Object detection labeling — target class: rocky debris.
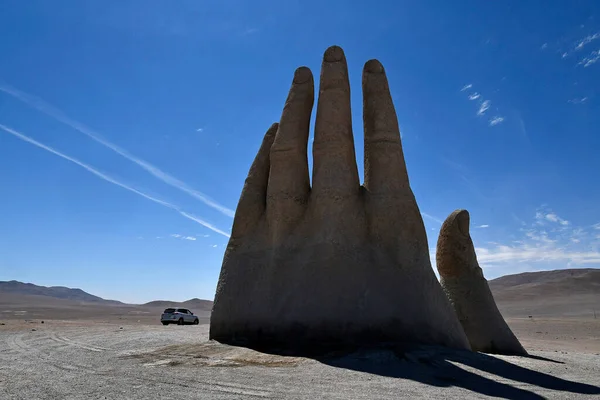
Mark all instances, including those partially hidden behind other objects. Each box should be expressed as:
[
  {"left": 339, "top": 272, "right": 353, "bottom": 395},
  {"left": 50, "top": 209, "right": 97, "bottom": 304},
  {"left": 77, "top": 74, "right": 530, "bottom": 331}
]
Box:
[{"left": 436, "top": 209, "right": 527, "bottom": 355}]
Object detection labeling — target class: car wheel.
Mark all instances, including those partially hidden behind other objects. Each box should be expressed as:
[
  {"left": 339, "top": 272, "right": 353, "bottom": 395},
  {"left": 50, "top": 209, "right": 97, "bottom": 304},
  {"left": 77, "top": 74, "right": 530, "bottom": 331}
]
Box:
[
  {"left": 177, "top": 318, "right": 184, "bottom": 325},
  {"left": 162, "top": 322, "right": 168, "bottom": 326},
  {"left": 193, "top": 319, "right": 199, "bottom": 325}
]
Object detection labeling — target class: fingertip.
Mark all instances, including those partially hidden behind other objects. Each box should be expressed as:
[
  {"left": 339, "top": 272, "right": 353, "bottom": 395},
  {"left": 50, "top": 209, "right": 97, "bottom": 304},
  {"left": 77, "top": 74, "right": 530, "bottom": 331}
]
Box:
[
  {"left": 364, "top": 59, "right": 384, "bottom": 74},
  {"left": 293, "top": 67, "right": 313, "bottom": 84},
  {"left": 453, "top": 209, "right": 470, "bottom": 236},
  {"left": 324, "top": 45, "right": 345, "bottom": 63}
]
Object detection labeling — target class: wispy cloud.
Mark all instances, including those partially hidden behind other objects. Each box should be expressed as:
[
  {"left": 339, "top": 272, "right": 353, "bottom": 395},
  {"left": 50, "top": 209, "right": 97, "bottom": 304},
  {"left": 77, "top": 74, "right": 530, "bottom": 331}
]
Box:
[
  {"left": 489, "top": 116, "right": 504, "bottom": 126},
  {"left": 171, "top": 234, "right": 197, "bottom": 241},
  {"left": 0, "top": 123, "right": 231, "bottom": 238},
  {"left": 579, "top": 50, "right": 600, "bottom": 67},
  {"left": 196, "top": 128, "right": 204, "bottom": 132},
  {"left": 477, "top": 224, "right": 490, "bottom": 229},
  {"left": 477, "top": 100, "right": 491, "bottom": 116},
  {"left": 540, "top": 43, "right": 548, "bottom": 50},
  {"left": 473, "top": 206, "right": 599, "bottom": 268},
  {"left": 0, "top": 83, "right": 235, "bottom": 218},
  {"left": 544, "top": 212, "right": 570, "bottom": 225},
  {"left": 568, "top": 97, "right": 588, "bottom": 104},
  {"left": 575, "top": 32, "right": 600, "bottom": 51},
  {"left": 460, "top": 85, "right": 503, "bottom": 124}
]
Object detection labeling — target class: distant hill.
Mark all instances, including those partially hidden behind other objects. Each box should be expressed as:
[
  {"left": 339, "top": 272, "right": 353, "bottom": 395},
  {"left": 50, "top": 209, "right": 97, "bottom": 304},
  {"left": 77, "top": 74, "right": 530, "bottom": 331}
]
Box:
[
  {"left": 489, "top": 268, "right": 600, "bottom": 298},
  {"left": 142, "top": 298, "right": 213, "bottom": 311},
  {"left": 0, "top": 280, "right": 214, "bottom": 310},
  {"left": 489, "top": 268, "right": 600, "bottom": 318},
  {"left": 0, "top": 280, "right": 123, "bottom": 305}
]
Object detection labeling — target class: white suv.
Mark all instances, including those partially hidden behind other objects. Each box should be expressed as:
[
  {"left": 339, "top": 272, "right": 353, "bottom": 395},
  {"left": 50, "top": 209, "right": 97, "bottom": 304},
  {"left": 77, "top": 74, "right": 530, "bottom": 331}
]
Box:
[{"left": 160, "top": 308, "right": 199, "bottom": 326}]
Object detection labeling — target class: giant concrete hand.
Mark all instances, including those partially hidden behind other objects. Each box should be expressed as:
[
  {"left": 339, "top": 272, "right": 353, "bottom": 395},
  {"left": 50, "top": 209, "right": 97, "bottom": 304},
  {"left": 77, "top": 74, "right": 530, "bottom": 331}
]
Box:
[{"left": 210, "top": 46, "right": 470, "bottom": 351}]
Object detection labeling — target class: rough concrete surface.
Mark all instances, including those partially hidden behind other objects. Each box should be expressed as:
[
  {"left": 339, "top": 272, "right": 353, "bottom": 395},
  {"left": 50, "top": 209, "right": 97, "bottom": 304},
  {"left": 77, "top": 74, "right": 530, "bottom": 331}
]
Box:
[
  {"left": 210, "top": 45, "right": 469, "bottom": 351},
  {"left": 437, "top": 209, "right": 527, "bottom": 355},
  {"left": 1, "top": 320, "right": 599, "bottom": 399}
]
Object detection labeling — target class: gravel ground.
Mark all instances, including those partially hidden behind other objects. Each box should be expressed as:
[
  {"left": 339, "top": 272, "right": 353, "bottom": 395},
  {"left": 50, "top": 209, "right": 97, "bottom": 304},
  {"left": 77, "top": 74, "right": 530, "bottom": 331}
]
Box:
[{"left": 1, "top": 321, "right": 599, "bottom": 399}]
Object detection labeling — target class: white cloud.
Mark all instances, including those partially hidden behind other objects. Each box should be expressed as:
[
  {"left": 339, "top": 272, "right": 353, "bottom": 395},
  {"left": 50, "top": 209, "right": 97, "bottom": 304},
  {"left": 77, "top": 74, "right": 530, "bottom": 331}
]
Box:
[
  {"left": 196, "top": 128, "right": 204, "bottom": 132},
  {"left": 475, "top": 246, "right": 600, "bottom": 265},
  {"left": 489, "top": 116, "right": 504, "bottom": 126},
  {"left": 467, "top": 206, "right": 600, "bottom": 271},
  {"left": 0, "top": 83, "right": 235, "bottom": 218},
  {"left": 593, "top": 223, "right": 600, "bottom": 230},
  {"left": 170, "top": 234, "right": 198, "bottom": 241},
  {"left": 541, "top": 43, "right": 548, "bottom": 50},
  {"left": 461, "top": 84, "right": 473, "bottom": 91},
  {"left": 575, "top": 32, "right": 600, "bottom": 51},
  {"left": 0, "top": 124, "right": 231, "bottom": 238},
  {"left": 568, "top": 97, "right": 588, "bottom": 104},
  {"left": 579, "top": 50, "right": 600, "bottom": 67},
  {"left": 468, "top": 93, "right": 481, "bottom": 100},
  {"left": 211, "top": 244, "right": 218, "bottom": 248},
  {"left": 545, "top": 212, "right": 569, "bottom": 225},
  {"left": 477, "top": 100, "right": 491, "bottom": 116},
  {"left": 477, "top": 224, "right": 490, "bottom": 228}
]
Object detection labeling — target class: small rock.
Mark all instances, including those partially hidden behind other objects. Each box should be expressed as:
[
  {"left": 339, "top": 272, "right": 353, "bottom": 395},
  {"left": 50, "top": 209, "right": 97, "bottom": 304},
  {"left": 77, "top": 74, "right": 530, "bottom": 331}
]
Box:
[
  {"left": 0, "top": 323, "right": 5, "bottom": 326},
  {"left": 41, "top": 321, "right": 44, "bottom": 324},
  {"left": 31, "top": 329, "right": 36, "bottom": 331},
  {"left": 119, "top": 327, "right": 123, "bottom": 330}
]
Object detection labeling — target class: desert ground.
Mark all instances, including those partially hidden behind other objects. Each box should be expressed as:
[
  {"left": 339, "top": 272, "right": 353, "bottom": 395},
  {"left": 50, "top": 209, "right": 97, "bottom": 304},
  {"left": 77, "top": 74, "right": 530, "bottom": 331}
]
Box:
[
  {"left": 1, "top": 269, "right": 599, "bottom": 399},
  {"left": 0, "top": 312, "right": 599, "bottom": 399}
]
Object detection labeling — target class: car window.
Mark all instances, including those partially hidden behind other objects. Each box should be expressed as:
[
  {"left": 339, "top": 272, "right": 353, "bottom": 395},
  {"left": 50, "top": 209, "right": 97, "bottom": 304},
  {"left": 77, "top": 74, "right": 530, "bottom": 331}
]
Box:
[
  {"left": 163, "top": 308, "right": 175, "bottom": 314},
  {"left": 177, "top": 309, "right": 187, "bottom": 314}
]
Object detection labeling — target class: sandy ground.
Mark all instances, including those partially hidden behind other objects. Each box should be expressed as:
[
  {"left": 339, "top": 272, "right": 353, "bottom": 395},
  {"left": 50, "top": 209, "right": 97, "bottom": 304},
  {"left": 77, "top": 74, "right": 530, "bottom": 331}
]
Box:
[{"left": 0, "top": 317, "right": 599, "bottom": 400}]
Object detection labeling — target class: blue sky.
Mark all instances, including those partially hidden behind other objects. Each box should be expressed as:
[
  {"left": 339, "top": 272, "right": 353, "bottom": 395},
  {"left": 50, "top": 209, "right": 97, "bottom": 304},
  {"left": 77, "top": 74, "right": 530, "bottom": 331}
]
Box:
[{"left": 1, "top": 1, "right": 599, "bottom": 303}]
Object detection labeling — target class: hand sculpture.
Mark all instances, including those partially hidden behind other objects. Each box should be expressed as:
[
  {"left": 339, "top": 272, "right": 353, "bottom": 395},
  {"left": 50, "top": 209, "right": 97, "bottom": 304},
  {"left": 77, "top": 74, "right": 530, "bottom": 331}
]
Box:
[
  {"left": 436, "top": 210, "right": 527, "bottom": 355},
  {"left": 210, "top": 46, "right": 470, "bottom": 352}
]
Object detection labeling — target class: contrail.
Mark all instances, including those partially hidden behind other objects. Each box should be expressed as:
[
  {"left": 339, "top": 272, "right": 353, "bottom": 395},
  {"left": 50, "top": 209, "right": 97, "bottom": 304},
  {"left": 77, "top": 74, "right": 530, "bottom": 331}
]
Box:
[
  {"left": 0, "top": 123, "right": 231, "bottom": 238},
  {"left": 421, "top": 212, "right": 443, "bottom": 224},
  {"left": 0, "top": 83, "right": 235, "bottom": 218}
]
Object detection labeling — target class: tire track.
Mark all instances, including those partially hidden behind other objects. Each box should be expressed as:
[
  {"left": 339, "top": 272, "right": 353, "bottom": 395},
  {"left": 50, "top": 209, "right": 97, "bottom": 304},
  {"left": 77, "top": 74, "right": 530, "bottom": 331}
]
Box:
[
  {"left": 5, "top": 332, "right": 97, "bottom": 373},
  {"left": 49, "top": 332, "right": 109, "bottom": 352},
  {"left": 123, "top": 373, "right": 274, "bottom": 398}
]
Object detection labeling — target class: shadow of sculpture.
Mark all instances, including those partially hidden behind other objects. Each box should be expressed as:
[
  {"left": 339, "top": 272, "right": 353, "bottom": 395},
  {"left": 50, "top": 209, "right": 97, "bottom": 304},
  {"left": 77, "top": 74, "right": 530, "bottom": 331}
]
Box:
[
  {"left": 221, "top": 341, "right": 599, "bottom": 399},
  {"left": 318, "top": 345, "right": 600, "bottom": 399}
]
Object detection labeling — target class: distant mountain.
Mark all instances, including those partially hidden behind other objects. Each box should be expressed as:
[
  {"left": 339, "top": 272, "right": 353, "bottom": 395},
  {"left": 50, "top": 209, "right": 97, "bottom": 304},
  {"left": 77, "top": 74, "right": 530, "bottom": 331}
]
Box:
[
  {"left": 142, "top": 298, "right": 213, "bottom": 311},
  {"left": 0, "top": 280, "right": 123, "bottom": 305},
  {"left": 489, "top": 268, "right": 600, "bottom": 297},
  {"left": 489, "top": 268, "right": 600, "bottom": 317}
]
